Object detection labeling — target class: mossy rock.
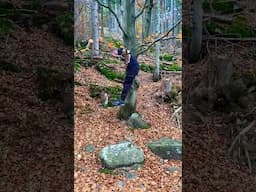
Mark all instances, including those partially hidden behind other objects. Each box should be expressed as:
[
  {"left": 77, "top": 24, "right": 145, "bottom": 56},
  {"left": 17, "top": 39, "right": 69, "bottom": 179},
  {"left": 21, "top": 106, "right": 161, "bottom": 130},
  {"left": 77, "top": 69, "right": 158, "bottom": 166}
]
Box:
[
  {"left": 127, "top": 113, "right": 150, "bottom": 129},
  {"left": 147, "top": 138, "right": 182, "bottom": 160},
  {"left": 99, "top": 141, "right": 144, "bottom": 169}
]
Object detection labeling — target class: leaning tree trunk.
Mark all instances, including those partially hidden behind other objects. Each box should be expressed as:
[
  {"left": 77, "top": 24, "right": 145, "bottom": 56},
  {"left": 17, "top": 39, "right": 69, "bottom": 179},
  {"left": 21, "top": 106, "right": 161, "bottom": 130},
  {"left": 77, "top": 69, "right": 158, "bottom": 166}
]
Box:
[
  {"left": 153, "top": 0, "right": 161, "bottom": 82},
  {"left": 188, "top": 0, "right": 203, "bottom": 63},
  {"left": 123, "top": 0, "right": 136, "bottom": 56},
  {"left": 91, "top": 0, "right": 99, "bottom": 57}
]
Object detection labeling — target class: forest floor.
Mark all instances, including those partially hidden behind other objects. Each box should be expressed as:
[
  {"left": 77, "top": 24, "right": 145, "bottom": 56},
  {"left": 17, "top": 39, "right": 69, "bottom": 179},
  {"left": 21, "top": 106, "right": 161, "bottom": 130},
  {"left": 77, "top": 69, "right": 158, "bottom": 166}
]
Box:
[{"left": 74, "top": 54, "right": 182, "bottom": 192}]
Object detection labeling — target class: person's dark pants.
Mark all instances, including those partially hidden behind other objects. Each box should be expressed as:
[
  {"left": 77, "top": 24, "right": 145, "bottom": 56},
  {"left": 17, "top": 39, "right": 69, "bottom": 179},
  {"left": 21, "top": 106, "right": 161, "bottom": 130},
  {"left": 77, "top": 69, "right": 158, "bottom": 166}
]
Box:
[{"left": 121, "top": 75, "right": 136, "bottom": 101}]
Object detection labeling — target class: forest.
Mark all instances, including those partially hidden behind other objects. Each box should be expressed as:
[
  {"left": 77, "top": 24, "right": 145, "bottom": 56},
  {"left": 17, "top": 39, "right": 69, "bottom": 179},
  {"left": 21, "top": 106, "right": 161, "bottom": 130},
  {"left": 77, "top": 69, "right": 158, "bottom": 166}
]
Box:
[
  {"left": 0, "top": 0, "right": 255, "bottom": 191},
  {"left": 183, "top": 0, "right": 256, "bottom": 191},
  {"left": 74, "top": 0, "right": 182, "bottom": 191}
]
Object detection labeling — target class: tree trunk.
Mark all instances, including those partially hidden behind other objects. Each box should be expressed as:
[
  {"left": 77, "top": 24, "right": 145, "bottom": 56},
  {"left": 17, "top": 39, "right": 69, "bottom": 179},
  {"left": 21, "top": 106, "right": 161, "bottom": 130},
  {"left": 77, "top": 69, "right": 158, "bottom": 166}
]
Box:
[
  {"left": 107, "top": 0, "right": 113, "bottom": 34},
  {"left": 123, "top": 0, "right": 136, "bottom": 56},
  {"left": 189, "top": 0, "right": 203, "bottom": 63},
  {"left": 153, "top": 0, "right": 161, "bottom": 82},
  {"left": 143, "top": 0, "right": 153, "bottom": 40},
  {"left": 119, "top": 0, "right": 124, "bottom": 37},
  {"left": 100, "top": 3, "right": 104, "bottom": 37},
  {"left": 91, "top": 0, "right": 99, "bottom": 57}
]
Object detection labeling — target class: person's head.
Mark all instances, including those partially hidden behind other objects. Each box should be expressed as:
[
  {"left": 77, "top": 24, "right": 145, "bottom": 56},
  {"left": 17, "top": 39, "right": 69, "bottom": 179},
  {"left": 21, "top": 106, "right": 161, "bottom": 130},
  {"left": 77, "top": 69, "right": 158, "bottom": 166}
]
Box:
[{"left": 111, "top": 47, "right": 131, "bottom": 64}]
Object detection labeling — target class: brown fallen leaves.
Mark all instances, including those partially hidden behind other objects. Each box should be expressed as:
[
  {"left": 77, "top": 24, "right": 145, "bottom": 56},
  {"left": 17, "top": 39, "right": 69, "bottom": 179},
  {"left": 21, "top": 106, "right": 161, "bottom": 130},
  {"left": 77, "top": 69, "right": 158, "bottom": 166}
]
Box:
[{"left": 74, "top": 64, "right": 182, "bottom": 191}]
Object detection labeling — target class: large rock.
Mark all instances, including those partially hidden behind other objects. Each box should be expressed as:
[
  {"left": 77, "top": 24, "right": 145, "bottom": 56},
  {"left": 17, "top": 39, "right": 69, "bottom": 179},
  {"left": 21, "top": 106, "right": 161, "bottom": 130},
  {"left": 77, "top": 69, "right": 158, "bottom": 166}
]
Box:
[
  {"left": 147, "top": 138, "right": 182, "bottom": 160},
  {"left": 127, "top": 113, "right": 150, "bottom": 129},
  {"left": 99, "top": 142, "right": 144, "bottom": 169}
]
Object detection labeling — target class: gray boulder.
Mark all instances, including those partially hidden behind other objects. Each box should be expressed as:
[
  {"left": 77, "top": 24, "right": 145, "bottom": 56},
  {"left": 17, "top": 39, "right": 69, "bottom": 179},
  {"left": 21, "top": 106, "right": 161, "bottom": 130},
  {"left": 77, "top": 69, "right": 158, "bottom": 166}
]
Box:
[
  {"left": 99, "top": 142, "right": 144, "bottom": 168},
  {"left": 147, "top": 137, "right": 182, "bottom": 160}
]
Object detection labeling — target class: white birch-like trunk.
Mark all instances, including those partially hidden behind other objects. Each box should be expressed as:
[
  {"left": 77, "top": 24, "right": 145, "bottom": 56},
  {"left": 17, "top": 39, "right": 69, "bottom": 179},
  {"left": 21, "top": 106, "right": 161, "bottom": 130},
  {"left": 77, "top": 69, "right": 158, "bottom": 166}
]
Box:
[{"left": 91, "top": 0, "right": 99, "bottom": 57}]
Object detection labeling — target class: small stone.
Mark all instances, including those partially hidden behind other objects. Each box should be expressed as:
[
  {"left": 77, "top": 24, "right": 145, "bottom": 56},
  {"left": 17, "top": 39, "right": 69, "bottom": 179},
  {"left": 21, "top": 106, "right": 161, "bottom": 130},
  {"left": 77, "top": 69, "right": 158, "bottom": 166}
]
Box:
[
  {"left": 84, "top": 144, "right": 95, "bottom": 152},
  {"left": 79, "top": 167, "right": 86, "bottom": 173},
  {"left": 130, "top": 163, "right": 143, "bottom": 170},
  {"left": 165, "top": 166, "right": 180, "bottom": 173},
  {"left": 77, "top": 154, "right": 82, "bottom": 161},
  {"left": 124, "top": 172, "right": 138, "bottom": 180},
  {"left": 116, "top": 181, "right": 126, "bottom": 188}
]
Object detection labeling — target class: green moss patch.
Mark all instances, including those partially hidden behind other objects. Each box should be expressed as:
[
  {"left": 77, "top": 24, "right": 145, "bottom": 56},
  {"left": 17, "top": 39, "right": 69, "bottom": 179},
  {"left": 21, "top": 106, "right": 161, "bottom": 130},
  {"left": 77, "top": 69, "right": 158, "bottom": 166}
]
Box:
[
  {"left": 160, "top": 63, "right": 181, "bottom": 71},
  {"left": 140, "top": 62, "right": 154, "bottom": 73},
  {"left": 206, "top": 15, "right": 256, "bottom": 37},
  {"left": 203, "top": 1, "right": 234, "bottom": 14},
  {"left": 98, "top": 168, "right": 114, "bottom": 174},
  {"left": 225, "top": 16, "right": 256, "bottom": 37},
  {"left": 96, "top": 63, "right": 125, "bottom": 81},
  {"left": 89, "top": 84, "right": 122, "bottom": 101},
  {"left": 160, "top": 54, "right": 174, "bottom": 62}
]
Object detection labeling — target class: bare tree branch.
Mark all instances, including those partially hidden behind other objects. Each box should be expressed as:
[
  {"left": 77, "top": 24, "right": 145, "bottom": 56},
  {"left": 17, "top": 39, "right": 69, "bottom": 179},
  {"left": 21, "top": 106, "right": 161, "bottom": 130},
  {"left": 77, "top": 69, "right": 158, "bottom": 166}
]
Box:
[
  {"left": 136, "top": 19, "right": 182, "bottom": 56},
  {"left": 135, "top": 0, "right": 149, "bottom": 19},
  {"left": 137, "top": 36, "right": 180, "bottom": 48},
  {"left": 95, "top": 0, "right": 128, "bottom": 37}
]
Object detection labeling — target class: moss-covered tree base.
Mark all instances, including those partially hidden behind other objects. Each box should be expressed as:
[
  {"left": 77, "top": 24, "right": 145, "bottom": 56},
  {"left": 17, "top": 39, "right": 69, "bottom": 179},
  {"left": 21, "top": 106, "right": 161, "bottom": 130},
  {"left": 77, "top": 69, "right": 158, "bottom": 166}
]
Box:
[{"left": 118, "top": 79, "right": 139, "bottom": 120}]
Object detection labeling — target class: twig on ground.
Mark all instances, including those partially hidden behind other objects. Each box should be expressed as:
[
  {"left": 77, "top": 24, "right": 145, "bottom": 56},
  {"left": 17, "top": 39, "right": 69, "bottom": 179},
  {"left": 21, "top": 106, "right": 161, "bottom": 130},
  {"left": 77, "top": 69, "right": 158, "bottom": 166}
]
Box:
[{"left": 229, "top": 120, "right": 256, "bottom": 153}]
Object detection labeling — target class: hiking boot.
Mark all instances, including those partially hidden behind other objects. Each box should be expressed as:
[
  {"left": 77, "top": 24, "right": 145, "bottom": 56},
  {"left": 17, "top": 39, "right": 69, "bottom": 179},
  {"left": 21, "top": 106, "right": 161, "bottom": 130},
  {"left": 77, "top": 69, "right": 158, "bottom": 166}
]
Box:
[{"left": 112, "top": 100, "right": 125, "bottom": 106}]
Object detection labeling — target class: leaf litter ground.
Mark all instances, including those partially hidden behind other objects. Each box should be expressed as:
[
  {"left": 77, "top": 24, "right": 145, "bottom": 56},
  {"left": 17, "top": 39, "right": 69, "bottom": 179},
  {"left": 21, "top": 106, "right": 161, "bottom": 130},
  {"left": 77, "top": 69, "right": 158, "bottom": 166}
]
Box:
[{"left": 74, "top": 57, "right": 182, "bottom": 192}]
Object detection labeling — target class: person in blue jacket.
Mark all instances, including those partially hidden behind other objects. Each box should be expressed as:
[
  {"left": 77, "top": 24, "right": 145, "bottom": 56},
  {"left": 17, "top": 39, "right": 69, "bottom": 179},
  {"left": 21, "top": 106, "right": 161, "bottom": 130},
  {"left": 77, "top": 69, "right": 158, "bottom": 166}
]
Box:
[{"left": 111, "top": 48, "right": 140, "bottom": 106}]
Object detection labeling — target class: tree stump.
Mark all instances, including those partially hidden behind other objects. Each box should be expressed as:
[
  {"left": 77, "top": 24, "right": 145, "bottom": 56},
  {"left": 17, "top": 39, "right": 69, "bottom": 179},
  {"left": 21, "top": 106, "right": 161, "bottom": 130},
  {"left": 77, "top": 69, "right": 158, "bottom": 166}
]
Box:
[
  {"left": 207, "top": 55, "right": 241, "bottom": 111},
  {"left": 209, "top": 55, "right": 233, "bottom": 99},
  {"left": 161, "top": 78, "right": 172, "bottom": 99}
]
